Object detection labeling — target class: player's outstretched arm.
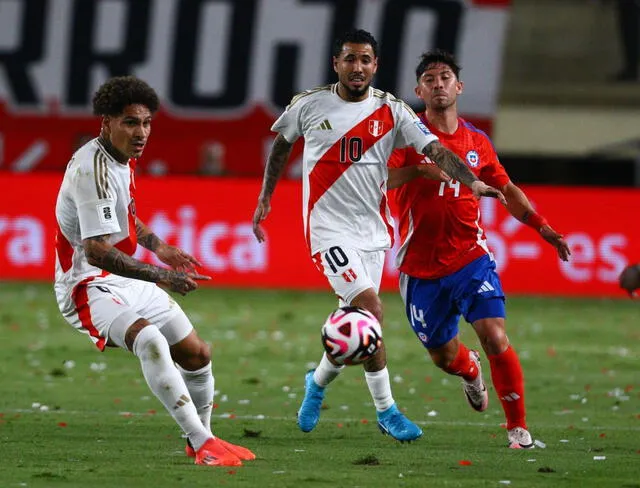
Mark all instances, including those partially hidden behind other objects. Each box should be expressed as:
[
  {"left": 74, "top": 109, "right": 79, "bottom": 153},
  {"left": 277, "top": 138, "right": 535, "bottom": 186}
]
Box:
[
  {"left": 387, "top": 165, "right": 450, "bottom": 190},
  {"left": 421, "top": 141, "right": 506, "bottom": 203},
  {"left": 253, "top": 133, "right": 293, "bottom": 242},
  {"left": 135, "top": 217, "right": 202, "bottom": 274},
  {"left": 83, "top": 235, "right": 210, "bottom": 295},
  {"left": 502, "top": 182, "right": 571, "bottom": 262}
]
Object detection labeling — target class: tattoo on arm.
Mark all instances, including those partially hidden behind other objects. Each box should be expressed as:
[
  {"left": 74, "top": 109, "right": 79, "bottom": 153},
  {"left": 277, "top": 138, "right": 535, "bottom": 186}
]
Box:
[
  {"left": 85, "top": 235, "right": 171, "bottom": 283},
  {"left": 422, "top": 141, "right": 477, "bottom": 188},
  {"left": 260, "top": 134, "right": 293, "bottom": 199},
  {"left": 135, "top": 218, "right": 162, "bottom": 252}
]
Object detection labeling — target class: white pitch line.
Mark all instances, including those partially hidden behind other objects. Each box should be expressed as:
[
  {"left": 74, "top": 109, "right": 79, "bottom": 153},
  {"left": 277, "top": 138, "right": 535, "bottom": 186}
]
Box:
[{"left": 5, "top": 409, "right": 640, "bottom": 432}]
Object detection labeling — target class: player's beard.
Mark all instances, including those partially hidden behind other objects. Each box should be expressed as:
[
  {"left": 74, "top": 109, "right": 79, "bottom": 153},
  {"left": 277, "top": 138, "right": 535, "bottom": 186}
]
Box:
[{"left": 343, "top": 81, "right": 370, "bottom": 99}]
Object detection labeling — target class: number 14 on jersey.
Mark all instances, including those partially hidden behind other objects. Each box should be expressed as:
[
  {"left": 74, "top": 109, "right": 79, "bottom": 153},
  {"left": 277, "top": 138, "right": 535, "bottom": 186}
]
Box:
[{"left": 438, "top": 179, "right": 460, "bottom": 197}]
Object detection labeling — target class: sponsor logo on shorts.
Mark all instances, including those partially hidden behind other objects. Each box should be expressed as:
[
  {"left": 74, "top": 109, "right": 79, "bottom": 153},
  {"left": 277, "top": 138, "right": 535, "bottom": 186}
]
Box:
[
  {"left": 418, "top": 332, "right": 428, "bottom": 343},
  {"left": 477, "top": 280, "right": 495, "bottom": 293}
]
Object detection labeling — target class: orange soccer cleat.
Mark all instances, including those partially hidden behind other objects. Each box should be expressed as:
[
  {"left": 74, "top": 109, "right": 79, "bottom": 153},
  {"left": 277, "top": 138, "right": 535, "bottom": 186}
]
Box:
[
  {"left": 187, "top": 437, "right": 256, "bottom": 461},
  {"left": 216, "top": 438, "right": 256, "bottom": 461},
  {"left": 194, "top": 438, "right": 243, "bottom": 467}
]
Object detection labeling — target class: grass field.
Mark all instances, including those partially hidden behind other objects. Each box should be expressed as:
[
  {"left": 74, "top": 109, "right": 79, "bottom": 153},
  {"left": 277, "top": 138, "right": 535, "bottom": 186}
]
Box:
[{"left": 0, "top": 282, "right": 638, "bottom": 488}]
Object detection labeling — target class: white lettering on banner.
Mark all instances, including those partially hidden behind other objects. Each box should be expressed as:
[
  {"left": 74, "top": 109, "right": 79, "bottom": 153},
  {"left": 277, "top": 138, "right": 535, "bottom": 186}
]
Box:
[
  {"left": 134, "top": 206, "right": 266, "bottom": 273},
  {"left": 559, "top": 233, "right": 627, "bottom": 283},
  {"left": 0, "top": 0, "right": 507, "bottom": 117},
  {"left": 0, "top": 215, "right": 45, "bottom": 266}
]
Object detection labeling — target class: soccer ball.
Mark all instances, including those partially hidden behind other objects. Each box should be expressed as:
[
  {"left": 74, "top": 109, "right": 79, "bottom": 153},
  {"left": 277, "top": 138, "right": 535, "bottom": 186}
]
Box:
[{"left": 321, "top": 306, "right": 383, "bottom": 365}]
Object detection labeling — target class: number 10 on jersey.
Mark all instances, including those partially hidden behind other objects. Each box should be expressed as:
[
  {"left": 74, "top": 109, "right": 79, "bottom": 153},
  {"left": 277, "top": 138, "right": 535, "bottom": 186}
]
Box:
[{"left": 339, "top": 136, "right": 363, "bottom": 163}]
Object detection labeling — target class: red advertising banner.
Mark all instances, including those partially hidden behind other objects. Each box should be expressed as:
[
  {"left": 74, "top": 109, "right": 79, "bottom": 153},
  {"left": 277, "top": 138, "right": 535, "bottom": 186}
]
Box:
[
  {"left": 0, "top": 174, "right": 635, "bottom": 298},
  {"left": 0, "top": 0, "right": 509, "bottom": 176}
]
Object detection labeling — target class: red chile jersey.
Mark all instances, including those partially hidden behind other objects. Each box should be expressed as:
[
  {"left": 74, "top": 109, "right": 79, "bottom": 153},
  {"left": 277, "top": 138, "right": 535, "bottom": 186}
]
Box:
[{"left": 388, "top": 115, "right": 510, "bottom": 279}]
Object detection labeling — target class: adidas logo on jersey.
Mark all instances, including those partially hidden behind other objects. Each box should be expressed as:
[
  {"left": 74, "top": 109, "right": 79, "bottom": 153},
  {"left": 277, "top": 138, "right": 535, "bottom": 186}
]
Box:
[
  {"left": 477, "top": 281, "right": 495, "bottom": 293},
  {"left": 313, "top": 119, "right": 333, "bottom": 130}
]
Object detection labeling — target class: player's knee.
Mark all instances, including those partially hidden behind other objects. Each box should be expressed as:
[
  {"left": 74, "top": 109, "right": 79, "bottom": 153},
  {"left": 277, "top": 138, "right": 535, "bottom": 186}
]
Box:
[
  {"left": 351, "top": 290, "right": 384, "bottom": 324},
  {"left": 192, "top": 339, "right": 211, "bottom": 367},
  {"left": 478, "top": 321, "right": 509, "bottom": 355},
  {"left": 174, "top": 336, "right": 211, "bottom": 370},
  {"left": 359, "top": 299, "right": 384, "bottom": 324}
]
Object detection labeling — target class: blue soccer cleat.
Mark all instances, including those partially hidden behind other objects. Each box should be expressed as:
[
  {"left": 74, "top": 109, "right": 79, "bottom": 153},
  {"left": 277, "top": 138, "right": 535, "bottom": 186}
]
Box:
[
  {"left": 377, "top": 403, "right": 423, "bottom": 442},
  {"left": 297, "top": 369, "right": 325, "bottom": 432}
]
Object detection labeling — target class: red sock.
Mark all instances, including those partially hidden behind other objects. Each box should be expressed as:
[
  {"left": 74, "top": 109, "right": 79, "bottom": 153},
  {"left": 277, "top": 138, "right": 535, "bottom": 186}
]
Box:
[
  {"left": 442, "top": 343, "right": 478, "bottom": 382},
  {"left": 488, "top": 345, "right": 527, "bottom": 430}
]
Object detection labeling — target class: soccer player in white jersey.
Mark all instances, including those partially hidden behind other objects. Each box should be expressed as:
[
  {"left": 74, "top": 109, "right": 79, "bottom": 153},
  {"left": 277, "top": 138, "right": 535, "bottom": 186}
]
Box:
[
  {"left": 252, "top": 29, "right": 506, "bottom": 442},
  {"left": 54, "top": 76, "right": 255, "bottom": 467}
]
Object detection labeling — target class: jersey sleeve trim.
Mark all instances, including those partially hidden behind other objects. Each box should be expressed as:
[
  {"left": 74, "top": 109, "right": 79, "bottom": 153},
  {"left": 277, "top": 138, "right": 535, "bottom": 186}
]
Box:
[
  {"left": 461, "top": 120, "right": 497, "bottom": 152},
  {"left": 93, "top": 150, "right": 110, "bottom": 199},
  {"left": 287, "top": 84, "right": 333, "bottom": 109}
]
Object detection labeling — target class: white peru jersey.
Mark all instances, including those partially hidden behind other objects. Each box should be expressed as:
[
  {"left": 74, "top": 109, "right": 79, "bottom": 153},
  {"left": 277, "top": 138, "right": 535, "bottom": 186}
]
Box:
[
  {"left": 272, "top": 83, "right": 438, "bottom": 254},
  {"left": 54, "top": 138, "right": 138, "bottom": 315}
]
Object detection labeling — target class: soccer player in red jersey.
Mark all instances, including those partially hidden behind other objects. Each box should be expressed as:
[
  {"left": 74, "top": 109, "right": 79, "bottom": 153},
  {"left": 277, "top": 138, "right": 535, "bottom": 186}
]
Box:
[{"left": 387, "top": 50, "right": 571, "bottom": 448}]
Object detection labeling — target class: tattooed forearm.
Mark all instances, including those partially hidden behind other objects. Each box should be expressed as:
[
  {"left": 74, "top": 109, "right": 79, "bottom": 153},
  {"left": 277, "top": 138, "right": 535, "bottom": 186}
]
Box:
[
  {"left": 135, "top": 218, "right": 162, "bottom": 252},
  {"left": 84, "top": 235, "right": 170, "bottom": 283},
  {"left": 99, "top": 247, "right": 172, "bottom": 282},
  {"left": 260, "top": 134, "right": 293, "bottom": 199},
  {"left": 422, "top": 141, "right": 478, "bottom": 188}
]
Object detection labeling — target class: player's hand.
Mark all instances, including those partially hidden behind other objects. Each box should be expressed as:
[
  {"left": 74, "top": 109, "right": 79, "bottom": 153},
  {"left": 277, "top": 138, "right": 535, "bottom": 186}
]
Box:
[
  {"left": 155, "top": 243, "right": 202, "bottom": 274},
  {"left": 158, "top": 270, "right": 211, "bottom": 296},
  {"left": 618, "top": 263, "right": 640, "bottom": 298},
  {"left": 539, "top": 225, "right": 571, "bottom": 262},
  {"left": 416, "top": 161, "right": 451, "bottom": 182},
  {"left": 471, "top": 181, "right": 507, "bottom": 205},
  {"left": 252, "top": 197, "right": 271, "bottom": 243}
]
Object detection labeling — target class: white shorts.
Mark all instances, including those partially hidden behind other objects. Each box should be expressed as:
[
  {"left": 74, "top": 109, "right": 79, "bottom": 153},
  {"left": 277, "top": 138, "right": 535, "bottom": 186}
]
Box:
[
  {"left": 313, "top": 246, "right": 385, "bottom": 305},
  {"left": 62, "top": 275, "right": 193, "bottom": 351}
]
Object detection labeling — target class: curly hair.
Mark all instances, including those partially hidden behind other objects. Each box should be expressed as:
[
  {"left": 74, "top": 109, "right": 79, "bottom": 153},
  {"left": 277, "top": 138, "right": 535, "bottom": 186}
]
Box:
[
  {"left": 415, "top": 50, "right": 461, "bottom": 81},
  {"left": 92, "top": 76, "right": 159, "bottom": 116},
  {"left": 333, "top": 28, "right": 378, "bottom": 58}
]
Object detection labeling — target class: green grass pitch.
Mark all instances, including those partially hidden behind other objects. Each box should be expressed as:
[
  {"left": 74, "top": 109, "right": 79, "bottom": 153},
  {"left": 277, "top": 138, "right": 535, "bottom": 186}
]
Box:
[{"left": 0, "top": 282, "right": 638, "bottom": 488}]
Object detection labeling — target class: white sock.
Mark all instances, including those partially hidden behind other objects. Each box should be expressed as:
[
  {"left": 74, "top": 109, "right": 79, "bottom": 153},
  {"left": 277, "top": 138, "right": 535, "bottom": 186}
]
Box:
[
  {"left": 133, "top": 326, "right": 210, "bottom": 451},
  {"left": 178, "top": 362, "right": 214, "bottom": 434},
  {"left": 313, "top": 352, "right": 345, "bottom": 387},
  {"left": 365, "top": 367, "right": 395, "bottom": 412}
]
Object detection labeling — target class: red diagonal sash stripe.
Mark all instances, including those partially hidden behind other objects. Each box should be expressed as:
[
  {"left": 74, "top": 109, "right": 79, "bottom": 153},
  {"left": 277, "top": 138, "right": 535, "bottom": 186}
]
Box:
[{"left": 305, "top": 103, "right": 394, "bottom": 249}]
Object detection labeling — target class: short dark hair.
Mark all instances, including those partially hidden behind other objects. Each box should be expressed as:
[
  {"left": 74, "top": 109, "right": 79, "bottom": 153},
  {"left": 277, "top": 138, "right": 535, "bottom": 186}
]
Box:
[
  {"left": 415, "top": 50, "right": 461, "bottom": 81},
  {"left": 333, "top": 28, "right": 378, "bottom": 58},
  {"left": 92, "top": 76, "right": 160, "bottom": 116}
]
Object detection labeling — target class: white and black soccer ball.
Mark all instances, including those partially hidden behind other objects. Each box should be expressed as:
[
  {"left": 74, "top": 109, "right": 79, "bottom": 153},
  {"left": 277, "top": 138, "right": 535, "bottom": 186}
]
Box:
[{"left": 321, "top": 306, "right": 383, "bottom": 365}]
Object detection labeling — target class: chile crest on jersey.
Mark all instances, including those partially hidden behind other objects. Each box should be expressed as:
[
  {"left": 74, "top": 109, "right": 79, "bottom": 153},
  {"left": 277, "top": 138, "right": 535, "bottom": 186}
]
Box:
[{"left": 465, "top": 150, "right": 479, "bottom": 167}]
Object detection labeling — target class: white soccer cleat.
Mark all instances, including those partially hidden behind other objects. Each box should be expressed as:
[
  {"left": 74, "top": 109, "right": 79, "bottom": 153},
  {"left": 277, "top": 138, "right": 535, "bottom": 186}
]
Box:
[
  {"left": 462, "top": 350, "right": 488, "bottom": 412},
  {"left": 507, "top": 426, "right": 534, "bottom": 449}
]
